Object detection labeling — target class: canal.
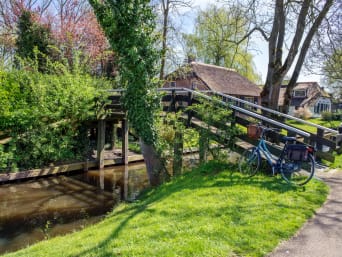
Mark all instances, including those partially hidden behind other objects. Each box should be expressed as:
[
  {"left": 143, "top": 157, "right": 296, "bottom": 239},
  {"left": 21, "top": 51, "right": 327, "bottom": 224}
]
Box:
[{"left": 0, "top": 163, "right": 149, "bottom": 255}]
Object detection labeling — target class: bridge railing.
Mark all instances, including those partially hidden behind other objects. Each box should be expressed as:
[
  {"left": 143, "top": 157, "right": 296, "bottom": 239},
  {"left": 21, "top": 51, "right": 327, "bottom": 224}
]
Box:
[{"left": 106, "top": 87, "right": 341, "bottom": 162}]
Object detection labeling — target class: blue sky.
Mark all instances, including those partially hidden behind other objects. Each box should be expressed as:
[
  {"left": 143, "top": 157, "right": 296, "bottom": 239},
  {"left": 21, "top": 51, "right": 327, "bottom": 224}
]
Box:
[{"left": 178, "top": 0, "right": 322, "bottom": 84}]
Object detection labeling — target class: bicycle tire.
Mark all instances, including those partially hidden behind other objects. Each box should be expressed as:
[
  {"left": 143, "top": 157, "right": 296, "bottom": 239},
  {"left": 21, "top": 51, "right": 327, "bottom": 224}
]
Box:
[
  {"left": 280, "top": 153, "right": 315, "bottom": 186},
  {"left": 238, "top": 147, "right": 260, "bottom": 177}
]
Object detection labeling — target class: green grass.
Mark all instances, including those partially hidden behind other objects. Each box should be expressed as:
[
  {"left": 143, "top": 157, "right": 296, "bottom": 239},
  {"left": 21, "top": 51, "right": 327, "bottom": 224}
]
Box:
[
  {"left": 323, "top": 153, "right": 342, "bottom": 169},
  {"left": 4, "top": 161, "right": 328, "bottom": 257},
  {"left": 287, "top": 118, "right": 341, "bottom": 134}
]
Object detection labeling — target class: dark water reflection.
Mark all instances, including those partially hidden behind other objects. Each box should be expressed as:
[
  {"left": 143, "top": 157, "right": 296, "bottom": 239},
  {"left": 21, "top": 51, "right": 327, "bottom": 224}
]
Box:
[{"left": 0, "top": 163, "right": 148, "bottom": 255}]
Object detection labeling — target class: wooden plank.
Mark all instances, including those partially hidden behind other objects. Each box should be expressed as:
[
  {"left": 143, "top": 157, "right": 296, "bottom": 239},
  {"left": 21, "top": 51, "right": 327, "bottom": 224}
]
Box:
[{"left": 0, "top": 154, "right": 145, "bottom": 183}]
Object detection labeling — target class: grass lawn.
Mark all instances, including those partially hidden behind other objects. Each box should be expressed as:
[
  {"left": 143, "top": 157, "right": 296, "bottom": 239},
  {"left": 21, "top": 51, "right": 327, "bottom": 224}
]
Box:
[
  {"left": 286, "top": 118, "right": 341, "bottom": 134},
  {"left": 4, "top": 161, "right": 328, "bottom": 257}
]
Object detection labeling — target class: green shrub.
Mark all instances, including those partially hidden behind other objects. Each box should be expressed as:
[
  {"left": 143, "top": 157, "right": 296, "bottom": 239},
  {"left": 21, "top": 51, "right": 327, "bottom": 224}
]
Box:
[
  {"left": 0, "top": 64, "right": 112, "bottom": 171},
  {"left": 321, "top": 111, "right": 333, "bottom": 121}
]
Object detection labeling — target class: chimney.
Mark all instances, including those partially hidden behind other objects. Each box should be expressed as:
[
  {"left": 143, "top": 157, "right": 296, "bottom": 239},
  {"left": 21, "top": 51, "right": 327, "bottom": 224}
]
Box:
[{"left": 187, "top": 55, "right": 196, "bottom": 63}]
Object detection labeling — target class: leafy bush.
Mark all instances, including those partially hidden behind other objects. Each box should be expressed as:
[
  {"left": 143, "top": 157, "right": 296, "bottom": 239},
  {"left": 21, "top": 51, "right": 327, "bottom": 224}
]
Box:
[
  {"left": 321, "top": 111, "right": 333, "bottom": 121},
  {"left": 321, "top": 111, "right": 342, "bottom": 121},
  {"left": 0, "top": 64, "right": 112, "bottom": 171}
]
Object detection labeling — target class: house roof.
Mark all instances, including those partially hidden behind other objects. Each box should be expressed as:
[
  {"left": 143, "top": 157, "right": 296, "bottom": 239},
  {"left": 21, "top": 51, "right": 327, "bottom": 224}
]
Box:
[
  {"left": 166, "top": 62, "right": 261, "bottom": 97},
  {"left": 278, "top": 82, "right": 331, "bottom": 107}
]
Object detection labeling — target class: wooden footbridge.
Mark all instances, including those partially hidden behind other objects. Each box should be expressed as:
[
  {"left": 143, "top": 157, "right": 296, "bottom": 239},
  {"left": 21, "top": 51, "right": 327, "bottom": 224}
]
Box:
[{"left": 97, "top": 87, "right": 341, "bottom": 167}]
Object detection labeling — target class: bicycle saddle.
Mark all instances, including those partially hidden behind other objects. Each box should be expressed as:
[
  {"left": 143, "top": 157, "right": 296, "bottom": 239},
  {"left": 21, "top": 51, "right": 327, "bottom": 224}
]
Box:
[{"left": 283, "top": 136, "right": 296, "bottom": 142}]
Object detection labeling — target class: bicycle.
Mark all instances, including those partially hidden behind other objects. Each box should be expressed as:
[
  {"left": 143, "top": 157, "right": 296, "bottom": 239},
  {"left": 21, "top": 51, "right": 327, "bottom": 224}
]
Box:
[{"left": 238, "top": 124, "right": 316, "bottom": 186}]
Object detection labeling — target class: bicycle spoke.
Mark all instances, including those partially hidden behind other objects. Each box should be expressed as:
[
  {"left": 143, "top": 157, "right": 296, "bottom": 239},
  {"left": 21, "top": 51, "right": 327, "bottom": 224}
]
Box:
[
  {"left": 238, "top": 147, "right": 260, "bottom": 177},
  {"left": 280, "top": 154, "right": 315, "bottom": 186}
]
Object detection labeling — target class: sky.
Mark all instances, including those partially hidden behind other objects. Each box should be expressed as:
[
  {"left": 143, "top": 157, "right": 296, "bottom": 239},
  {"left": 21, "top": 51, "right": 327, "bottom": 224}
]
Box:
[{"left": 177, "top": 0, "right": 322, "bottom": 84}]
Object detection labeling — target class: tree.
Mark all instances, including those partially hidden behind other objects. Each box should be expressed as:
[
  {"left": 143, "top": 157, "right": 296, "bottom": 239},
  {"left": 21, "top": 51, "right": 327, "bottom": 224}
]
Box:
[
  {"left": 0, "top": 0, "right": 110, "bottom": 74},
  {"left": 90, "top": 0, "right": 167, "bottom": 186},
  {"left": 0, "top": 0, "right": 53, "bottom": 64},
  {"left": 305, "top": 3, "right": 341, "bottom": 99},
  {"left": 51, "top": 0, "right": 109, "bottom": 72},
  {"left": 155, "top": 0, "right": 193, "bottom": 80},
  {"left": 183, "top": 4, "right": 261, "bottom": 83},
  {"left": 15, "top": 10, "right": 54, "bottom": 72},
  {"left": 323, "top": 48, "right": 342, "bottom": 99},
  {"left": 254, "top": 0, "right": 335, "bottom": 111}
]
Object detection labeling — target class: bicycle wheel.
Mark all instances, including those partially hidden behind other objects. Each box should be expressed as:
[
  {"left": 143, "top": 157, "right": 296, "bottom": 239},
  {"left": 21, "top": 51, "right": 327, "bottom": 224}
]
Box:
[
  {"left": 238, "top": 147, "right": 260, "bottom": 177},
  {"left": 280, "top": 153, "right": 315, "bottom": 186}
]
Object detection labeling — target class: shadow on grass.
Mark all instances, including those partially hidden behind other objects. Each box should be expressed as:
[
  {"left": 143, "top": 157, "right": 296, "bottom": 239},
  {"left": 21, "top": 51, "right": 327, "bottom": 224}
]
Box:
[{"left": 73, "top": 161, "right": 311, "bottom": 257}]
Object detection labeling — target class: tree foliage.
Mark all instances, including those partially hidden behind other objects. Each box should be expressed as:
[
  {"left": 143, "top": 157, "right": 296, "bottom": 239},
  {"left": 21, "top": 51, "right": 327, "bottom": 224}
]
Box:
[
  {"left": 154, "top": 0, "right": 193, "bottom": 79},
  {"left": 0, "top": 0, "right": 110, "bottom": 74},
  {"left": 323, "top": 48, "right": 342, "bottom": 99},
  {"left": 90, "top": 0, "right": 167, "bottom": 186},
  {"left": 0, "top": 61, "right": 111, "bottom": 171},
  {"left": 15, "top": 10, "right": 55, "bottom": 72},
  {"left": 248, "top": 0, "right": 336, "bottom": 110},
  {"left": 183, "top": 4, "right": 261, "bottom": 83},
  {"left": 89, "top": 0, "right": 160, "bottom": 145}
]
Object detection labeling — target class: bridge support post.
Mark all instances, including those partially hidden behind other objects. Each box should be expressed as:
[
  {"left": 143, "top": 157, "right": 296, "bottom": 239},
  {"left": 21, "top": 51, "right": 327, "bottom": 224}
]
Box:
[
  {"left": 97, "top": 119, "right": 106, "bottom": 169},
  {"left": 187, "top": 91, "right": 193, "bottom": 127},
  {"left": 316, "top": 128, "right": 324, "bottom": 152},
  {"left": 108, "top": 122, "right": 117, "bottom": 150},
  {"left": 122, "top": 119, "right": 129, "bottom": 165},
  {"left": 199, "top": 129, "right": 208, "bottom": 162},
  {"left": 173, "top": 130, "right": 183, "bottom": 175}
]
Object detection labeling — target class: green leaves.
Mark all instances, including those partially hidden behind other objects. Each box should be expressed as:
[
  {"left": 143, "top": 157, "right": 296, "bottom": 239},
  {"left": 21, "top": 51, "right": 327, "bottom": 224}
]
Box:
[
  {"left": 0, "top": 66, "right": 111, "bottom": 171},
  {"left": 90, "top": 0, "right": 160, "bottom": 145}
]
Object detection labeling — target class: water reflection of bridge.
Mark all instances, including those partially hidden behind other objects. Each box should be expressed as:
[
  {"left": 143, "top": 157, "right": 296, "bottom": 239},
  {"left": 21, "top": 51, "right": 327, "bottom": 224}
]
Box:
[{"left": 0, "top": 163, "right": 149, "bottom": 254}]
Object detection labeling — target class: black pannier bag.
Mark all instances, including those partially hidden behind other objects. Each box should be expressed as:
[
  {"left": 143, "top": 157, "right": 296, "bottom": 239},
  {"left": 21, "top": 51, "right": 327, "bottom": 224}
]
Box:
[{"left": 287, "top": 144, "right": 308, "bottom": 161}]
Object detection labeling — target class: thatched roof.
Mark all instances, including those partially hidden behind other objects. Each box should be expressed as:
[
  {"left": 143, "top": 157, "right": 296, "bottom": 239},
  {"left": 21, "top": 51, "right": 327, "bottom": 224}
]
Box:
[{"left": 166, "top": 62, "right": 261, "bottom": 97}]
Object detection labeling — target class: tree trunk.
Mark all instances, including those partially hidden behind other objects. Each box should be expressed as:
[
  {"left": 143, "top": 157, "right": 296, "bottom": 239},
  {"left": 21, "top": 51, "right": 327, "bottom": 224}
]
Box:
[
  {"left": 160, "top": 1, "right": 169, "bottom": 80},
  {"left": 140, "top": 139, "right": 169, "bottom": 187}
]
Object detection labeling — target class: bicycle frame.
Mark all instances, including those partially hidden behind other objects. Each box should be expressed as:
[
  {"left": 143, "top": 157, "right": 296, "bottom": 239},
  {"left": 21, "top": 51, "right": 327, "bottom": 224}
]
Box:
[{"left": 255, "top": 134, "right": 287, "bottom": 175}]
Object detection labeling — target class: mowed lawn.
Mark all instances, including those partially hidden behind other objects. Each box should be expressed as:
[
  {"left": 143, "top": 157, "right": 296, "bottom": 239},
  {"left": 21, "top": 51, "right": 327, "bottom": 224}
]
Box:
[{"left": 4, "top": 161, "right": 328, "bottom": 257}]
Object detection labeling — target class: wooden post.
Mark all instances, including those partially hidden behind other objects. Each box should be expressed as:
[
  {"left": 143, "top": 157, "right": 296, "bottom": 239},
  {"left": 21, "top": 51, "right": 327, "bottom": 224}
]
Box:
[
  {"left": 110, "top": 122, "right": 117, "bottom": 150},
  {"left": 173, "top": 130, "right": 183, "bottom": 176},
  {"left": 231, "top": 109, "right": 236, "bottom": 127},
  {"left": 317, "top": 128, "right": 324, "bottom": 152},
  {"left": 122, "top": 119, "right": 129, "bottom": 165},
  {"left": 123, "top": 164, "right": 129, "bottom": 201},
  {"left": 187, "top": 91, "right": 193, "bottom": 127},
  {"left": 171, "top": 89, "right": 176, "bottom": 112},
  {"left": 97, "top": 120, "right": 106, "bottom": 169},
  {"left": 199, "top": 129, "right": 208, "bottom": 162}
]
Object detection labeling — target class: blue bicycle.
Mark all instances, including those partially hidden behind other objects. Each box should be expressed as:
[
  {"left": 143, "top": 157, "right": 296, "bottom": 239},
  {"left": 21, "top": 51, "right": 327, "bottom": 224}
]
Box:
[{"left": 238, "top": 124, "right": 316, "bottom": 186}]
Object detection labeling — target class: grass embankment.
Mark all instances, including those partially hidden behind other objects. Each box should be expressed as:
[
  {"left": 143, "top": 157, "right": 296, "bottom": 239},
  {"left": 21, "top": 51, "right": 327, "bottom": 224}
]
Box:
[
  {"left": 287, "top": 118, "right": 340, "bottom": 134},
  {"left": 4, "top": 161, "right": 328, "bottom": 257}
]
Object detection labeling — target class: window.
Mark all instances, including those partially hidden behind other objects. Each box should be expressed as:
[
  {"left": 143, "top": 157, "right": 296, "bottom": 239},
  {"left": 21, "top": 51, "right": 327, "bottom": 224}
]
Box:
[
  {"left": 293, "top": 90, "right": 306, "bottom": 97},
  {"left": 244, "top": 97, "right": 256, "bottom": 110},
  {"left": 170, "top": 81, "right": 176, "bottom": 87}
]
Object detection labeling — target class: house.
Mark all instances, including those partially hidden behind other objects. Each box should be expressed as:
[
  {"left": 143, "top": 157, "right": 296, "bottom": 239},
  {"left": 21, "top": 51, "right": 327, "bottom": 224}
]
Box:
[
  {"left": 278, "top": 82, "right": 332, "bottom": 117},
  {"left": 164, "top": 61, "right": 261, "bottom": 107}
]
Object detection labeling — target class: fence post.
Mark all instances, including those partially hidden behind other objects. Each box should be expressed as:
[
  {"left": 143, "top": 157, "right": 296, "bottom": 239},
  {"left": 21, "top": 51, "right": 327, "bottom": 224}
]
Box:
[
  {"left": 171, "top": 89, "right": 176, "bottom": 112},
  {"left": 316, "top": 128, "right": 324, "bottom": 152},
  {"left": 187, "top": 91, "right": 193, "bottom": 127},
  {"left": 97, "top": 119, "right": 106, "bottom": 169},
  {"left": 173, "top": 130, "right": 183, "bottom": 176},
  {"left": 122, "top": 119, "right": 129, "bottom": 165},
  {"left": 199, "top": 129, "right": 208, "bottom": 162}
]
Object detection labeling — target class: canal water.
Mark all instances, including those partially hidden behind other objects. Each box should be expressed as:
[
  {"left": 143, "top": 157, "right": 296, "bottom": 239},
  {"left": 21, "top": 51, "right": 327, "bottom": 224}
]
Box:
[{"left": 0, "top": 163, "right": 149, "bottom": 255}]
